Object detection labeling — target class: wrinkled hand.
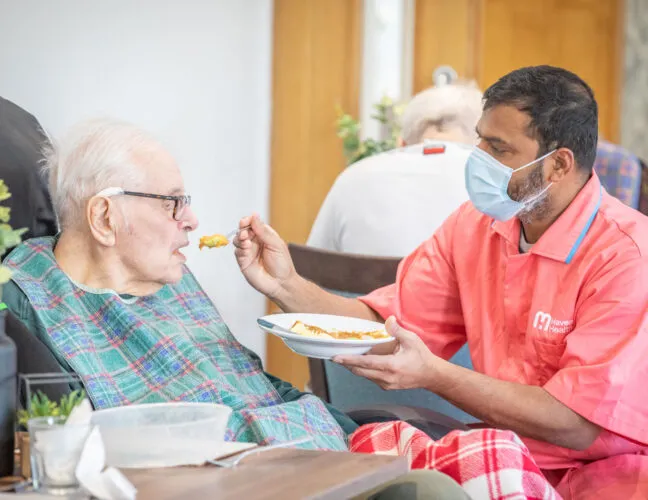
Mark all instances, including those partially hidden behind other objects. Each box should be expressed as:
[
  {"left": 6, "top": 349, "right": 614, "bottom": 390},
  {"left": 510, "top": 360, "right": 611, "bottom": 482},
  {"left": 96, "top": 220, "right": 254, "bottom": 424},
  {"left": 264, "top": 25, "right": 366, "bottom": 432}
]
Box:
[
  {"left": 233, "top": 214, "right": 297, "bottom": 299},
  {"left": 333, "top": 317, "right": 441, "bottom": 391}
]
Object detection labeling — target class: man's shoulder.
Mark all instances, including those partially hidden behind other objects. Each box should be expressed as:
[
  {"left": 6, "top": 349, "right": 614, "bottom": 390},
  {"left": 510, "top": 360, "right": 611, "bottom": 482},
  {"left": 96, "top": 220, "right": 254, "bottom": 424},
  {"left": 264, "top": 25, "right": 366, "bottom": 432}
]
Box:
[
  {"left": 3, "top": 279, "right": 38, "bottom": 331},
  {"left": 3, "top": 279, "right": 29, "bottom": 312},
  {"left": 449, "top": 201, "right": 496, "bottom": 232},
  {"left": 332, "top": 147, "right": 471, "bottom": 205},
  {"left": 3, "top": 278, "right": 51, "bottom": 348},
  {"left": 4, "top": 237, "right": 56, "bottom": 273},
  {"left": 597, "top": 191, "right": 648, "bottom": 258},
  {"left": 344, "top": 144, "right": 470, "bottom": 175},
  {"left": 416, "top": 200, "right": 493, "bottom": 248},
  {"left": 337, "top": 154, "right": 401, "bottom": 181},
  {"left": 318, "top": 156, "right": 394, "bottom": 205}
]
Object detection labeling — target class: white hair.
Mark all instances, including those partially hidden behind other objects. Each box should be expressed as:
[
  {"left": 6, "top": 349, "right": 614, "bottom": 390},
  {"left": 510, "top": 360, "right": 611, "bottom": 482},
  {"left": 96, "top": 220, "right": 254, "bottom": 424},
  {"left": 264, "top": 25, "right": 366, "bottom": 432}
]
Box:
[
  {"left": 400, "top": 81, "right": 483, "bottom": 144},
  {"left": 43, "top": 118, "right": 164, "bottom": 229}
]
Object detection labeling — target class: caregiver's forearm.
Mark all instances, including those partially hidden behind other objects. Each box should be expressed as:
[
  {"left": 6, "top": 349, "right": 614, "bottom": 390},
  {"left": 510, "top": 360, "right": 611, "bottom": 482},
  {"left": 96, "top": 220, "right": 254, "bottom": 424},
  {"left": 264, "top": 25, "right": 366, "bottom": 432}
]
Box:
[
  {"left": 431, "top": 362, "right": 601, "bottom": 450},
  {"left": 272, "top": 274, "right": 381, "bottom": 321}
]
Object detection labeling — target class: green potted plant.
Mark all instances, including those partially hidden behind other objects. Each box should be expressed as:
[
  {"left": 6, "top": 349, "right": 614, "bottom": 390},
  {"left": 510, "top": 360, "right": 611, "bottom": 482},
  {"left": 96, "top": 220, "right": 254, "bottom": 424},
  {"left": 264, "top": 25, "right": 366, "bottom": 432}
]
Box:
[
  {"left": 335, "top": 96, "right": 403, "bottom": 166},
  {"left": 16, "top": 390, "right": 86, "bottom": 478}
]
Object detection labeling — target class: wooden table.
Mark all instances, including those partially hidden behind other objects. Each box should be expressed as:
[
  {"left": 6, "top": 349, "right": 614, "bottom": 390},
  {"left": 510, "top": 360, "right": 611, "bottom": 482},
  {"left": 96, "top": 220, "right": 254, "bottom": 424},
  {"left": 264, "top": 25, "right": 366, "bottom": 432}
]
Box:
[{"left": 125, "top": 448, "right": 408, "bottom": 500}]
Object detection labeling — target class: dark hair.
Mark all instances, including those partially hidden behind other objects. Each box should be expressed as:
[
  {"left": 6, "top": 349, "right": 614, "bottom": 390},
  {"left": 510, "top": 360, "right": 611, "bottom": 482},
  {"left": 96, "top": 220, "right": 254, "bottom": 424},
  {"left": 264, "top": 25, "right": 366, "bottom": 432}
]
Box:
[{"left": 483, "top": 65, "right": 598, "bottom": 172}]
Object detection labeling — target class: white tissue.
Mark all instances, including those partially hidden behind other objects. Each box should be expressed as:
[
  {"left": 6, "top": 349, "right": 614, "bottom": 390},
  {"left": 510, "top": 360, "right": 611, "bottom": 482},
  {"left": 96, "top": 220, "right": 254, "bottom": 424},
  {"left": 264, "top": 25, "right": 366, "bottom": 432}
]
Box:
[
  {"left": 70, "top": 400, "right": 137, "bottom": 500},
  {"left": 66, "top": 398, "right": 93, "bottom": 425}
]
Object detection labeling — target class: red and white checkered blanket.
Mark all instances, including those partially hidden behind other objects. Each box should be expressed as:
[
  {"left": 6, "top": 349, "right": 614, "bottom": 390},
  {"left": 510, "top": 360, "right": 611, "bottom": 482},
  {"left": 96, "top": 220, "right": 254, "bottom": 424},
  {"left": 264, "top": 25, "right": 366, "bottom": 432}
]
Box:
[{"left": 349, "top": 421, "right": 561, "bottom": 500}]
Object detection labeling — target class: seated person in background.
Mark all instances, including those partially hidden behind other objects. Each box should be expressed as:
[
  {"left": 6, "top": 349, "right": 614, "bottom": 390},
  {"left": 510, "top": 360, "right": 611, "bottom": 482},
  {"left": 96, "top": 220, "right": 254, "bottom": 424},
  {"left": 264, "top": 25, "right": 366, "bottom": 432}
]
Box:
[
  {"left": 0, "top": 96, "right": 57, "bottom": 242},
  {"left": 307, "top": 81, "right": 482, "bottom": 257},
  {"left": 594, "top": 138, "right": 644, "bottom": 208},
  {"left": 2, "top": 118, "right": 354, "bottom": 451},
  {"left": 234, "top": 66, "right": 648, "bottom": 499}
]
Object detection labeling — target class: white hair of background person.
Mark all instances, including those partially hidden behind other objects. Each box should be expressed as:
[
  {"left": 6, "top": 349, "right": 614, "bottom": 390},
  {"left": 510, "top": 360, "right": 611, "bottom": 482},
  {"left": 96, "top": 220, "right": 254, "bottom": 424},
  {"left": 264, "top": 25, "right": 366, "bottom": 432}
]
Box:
[
  {"left": 400, "top": 81, "right": 483, "bottom": 145},
  {"left": 42, "top": 118, "right": 162, "bottom": 229}
]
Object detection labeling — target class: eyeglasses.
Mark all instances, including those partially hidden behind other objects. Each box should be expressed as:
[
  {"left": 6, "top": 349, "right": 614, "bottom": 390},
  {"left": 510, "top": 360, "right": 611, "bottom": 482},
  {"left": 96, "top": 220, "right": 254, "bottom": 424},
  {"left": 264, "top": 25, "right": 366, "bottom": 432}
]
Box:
[{"left": 95, "top": 187, "right": 192, "bottom": 221}]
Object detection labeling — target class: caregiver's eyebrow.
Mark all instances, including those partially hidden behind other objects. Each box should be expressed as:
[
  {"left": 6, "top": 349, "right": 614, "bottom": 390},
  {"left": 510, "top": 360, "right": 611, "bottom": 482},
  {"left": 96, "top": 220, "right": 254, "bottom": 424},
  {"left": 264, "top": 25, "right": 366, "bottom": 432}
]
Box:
[{"left": 476, "top": 126, "right": 509, "bottom": 147}]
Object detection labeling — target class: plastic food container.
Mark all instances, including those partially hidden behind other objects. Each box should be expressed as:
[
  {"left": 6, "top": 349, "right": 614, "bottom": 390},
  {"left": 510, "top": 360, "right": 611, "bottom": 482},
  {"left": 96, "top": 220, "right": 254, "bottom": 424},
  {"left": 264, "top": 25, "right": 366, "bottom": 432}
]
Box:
[{"left": 90, "top": 402, "right": 232, "bottom": 468}]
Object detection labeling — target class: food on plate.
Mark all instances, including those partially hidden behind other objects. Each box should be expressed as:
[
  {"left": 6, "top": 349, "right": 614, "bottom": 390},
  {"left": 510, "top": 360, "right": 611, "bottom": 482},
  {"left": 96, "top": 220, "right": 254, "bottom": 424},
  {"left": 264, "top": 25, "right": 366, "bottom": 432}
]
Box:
[
  {"left": 199, "top": 234, "right": 229, "bottom": 250},
  {"left": 290, "top": 321, "right": 389, "bottom": 340}
]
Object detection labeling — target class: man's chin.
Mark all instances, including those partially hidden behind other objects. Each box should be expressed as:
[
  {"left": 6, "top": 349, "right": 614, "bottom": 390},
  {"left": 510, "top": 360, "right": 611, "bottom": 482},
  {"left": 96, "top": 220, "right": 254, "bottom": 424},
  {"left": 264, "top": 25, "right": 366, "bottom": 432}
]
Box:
[
  {"left": 161, "top": 266, "right": 185, "bottom": 285},
  {"left": 518, "top": 202, "right": 551, "bottom": 224},
  {"left": 517, "top": 207, "right": 535, "bottom": 224},
  {"left": 173, "top": 249, "right": 187, "bottom": 263}
]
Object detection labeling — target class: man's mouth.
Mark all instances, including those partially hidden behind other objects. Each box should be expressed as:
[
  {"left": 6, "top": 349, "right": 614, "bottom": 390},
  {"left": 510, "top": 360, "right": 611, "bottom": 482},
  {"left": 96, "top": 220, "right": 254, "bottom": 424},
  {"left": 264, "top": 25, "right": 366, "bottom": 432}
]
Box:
[{"left": 173, "top": 243, "right": 189, "bottom": 258}]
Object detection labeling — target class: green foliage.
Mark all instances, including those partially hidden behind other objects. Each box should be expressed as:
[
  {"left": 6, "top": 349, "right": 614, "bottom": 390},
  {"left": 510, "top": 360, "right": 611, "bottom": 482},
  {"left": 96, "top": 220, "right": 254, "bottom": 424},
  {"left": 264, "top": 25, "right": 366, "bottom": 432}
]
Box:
[
  {"left": 0, "top": 180, "right": 27, "bottom": 290},
  {"left": 17, "top": 389, "right": 86, "bottom": 428},
  {"left": 336, "top": 96, "right": 403, "bottom": 166}
]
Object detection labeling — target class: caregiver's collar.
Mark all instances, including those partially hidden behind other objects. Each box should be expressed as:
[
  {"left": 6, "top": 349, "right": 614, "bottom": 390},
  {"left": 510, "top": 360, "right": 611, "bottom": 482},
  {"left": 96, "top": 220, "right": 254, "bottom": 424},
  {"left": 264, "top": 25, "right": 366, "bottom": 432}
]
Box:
[{"left": 492, "top": 171, "right": 602, "bottom": 263}]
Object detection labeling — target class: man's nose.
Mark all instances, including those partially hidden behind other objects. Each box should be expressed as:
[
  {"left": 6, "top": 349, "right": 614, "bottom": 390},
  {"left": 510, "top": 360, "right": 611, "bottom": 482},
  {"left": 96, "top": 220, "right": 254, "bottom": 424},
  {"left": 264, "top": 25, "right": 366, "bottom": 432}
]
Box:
[{"left": 181, "top": 206, "right": 199, "bottom": 231}]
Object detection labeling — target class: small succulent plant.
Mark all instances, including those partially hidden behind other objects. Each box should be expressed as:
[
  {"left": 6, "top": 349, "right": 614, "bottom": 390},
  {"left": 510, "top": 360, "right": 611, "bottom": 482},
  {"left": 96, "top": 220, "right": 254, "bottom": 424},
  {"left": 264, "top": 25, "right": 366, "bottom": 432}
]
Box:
[{"left": 17, "top": 389, "right": 86, "bottom": 428}]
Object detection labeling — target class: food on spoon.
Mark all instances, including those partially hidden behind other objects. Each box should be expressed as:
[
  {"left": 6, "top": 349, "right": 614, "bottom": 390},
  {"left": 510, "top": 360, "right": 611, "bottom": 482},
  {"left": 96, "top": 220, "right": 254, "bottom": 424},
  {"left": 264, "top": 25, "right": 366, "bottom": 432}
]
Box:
[
  {"left": 199, "top": 234, "right": 229, "bottom": 250},
  {"left": 290, "top": 321, "right": 389, "bottom": 340}
]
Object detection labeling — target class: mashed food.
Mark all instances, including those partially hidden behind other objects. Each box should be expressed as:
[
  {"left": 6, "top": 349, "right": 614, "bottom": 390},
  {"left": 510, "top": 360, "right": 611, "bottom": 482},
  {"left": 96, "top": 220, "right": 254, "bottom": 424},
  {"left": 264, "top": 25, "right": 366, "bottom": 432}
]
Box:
[{"left": 199, "top": 234, "right": 229, "bottom": 250}]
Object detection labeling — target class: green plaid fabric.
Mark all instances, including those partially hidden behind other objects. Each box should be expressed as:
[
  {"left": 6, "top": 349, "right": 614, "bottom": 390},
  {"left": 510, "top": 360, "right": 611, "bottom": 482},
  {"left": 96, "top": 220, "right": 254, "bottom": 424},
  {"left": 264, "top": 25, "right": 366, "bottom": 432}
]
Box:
[{"left": 5, "top": 238, "right": 347, "bottom": 450}]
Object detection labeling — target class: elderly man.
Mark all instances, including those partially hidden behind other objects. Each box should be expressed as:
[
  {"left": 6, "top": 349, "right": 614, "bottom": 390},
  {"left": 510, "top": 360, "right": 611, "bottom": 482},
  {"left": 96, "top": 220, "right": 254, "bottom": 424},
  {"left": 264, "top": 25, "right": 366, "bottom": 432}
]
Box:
[
  {"left": 307, "top": 81, "right": 482, "bottom": 257},
  {"left": 2, "top": 119, "right": 355, "bottom": 450},
  {"left": 235, "top": 66, "right": 648, "bottom": 499}
]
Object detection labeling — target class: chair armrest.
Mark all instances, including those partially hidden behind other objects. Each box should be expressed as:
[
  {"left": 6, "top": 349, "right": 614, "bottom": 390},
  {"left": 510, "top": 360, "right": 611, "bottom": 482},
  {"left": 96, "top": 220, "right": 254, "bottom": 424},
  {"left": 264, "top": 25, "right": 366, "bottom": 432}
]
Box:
[{"left": 347, "top": 404, "right": 470, "bottom": 440}]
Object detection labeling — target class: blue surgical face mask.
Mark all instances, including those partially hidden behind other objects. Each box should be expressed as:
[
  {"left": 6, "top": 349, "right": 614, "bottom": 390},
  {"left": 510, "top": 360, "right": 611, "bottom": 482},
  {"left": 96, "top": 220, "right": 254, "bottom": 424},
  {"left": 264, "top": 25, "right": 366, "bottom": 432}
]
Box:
[{"left": 465, "top": 147, "right": 556, "bottom": 221}]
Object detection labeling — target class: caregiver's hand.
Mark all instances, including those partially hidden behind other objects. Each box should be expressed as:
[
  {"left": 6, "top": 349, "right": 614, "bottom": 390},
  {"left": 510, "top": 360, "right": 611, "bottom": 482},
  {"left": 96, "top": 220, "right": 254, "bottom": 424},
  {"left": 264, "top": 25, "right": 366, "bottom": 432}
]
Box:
[{"left": 333, "top": 316, "right": 443, "bottom": 391}]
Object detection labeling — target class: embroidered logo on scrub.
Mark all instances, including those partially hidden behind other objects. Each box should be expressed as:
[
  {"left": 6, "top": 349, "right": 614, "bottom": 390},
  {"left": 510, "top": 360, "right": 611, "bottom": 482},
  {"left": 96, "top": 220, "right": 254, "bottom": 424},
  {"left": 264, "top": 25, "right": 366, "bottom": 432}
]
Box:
[{"left": 533, "top": 311, "right": 574, "bottom": 334}]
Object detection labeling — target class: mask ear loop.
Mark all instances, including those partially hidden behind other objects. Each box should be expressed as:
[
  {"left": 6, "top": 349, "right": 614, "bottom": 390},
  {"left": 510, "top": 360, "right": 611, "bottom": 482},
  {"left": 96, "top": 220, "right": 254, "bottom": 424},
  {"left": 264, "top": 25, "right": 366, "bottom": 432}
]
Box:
[
  {"left": 521, "top": 181, "right": 553, "bottom": 207},
  {"left": 512, "top": 150, "right": 557, "bottom": 214},
  {"left": 513, "top": 149, "right": 557, "bottom": 174}
]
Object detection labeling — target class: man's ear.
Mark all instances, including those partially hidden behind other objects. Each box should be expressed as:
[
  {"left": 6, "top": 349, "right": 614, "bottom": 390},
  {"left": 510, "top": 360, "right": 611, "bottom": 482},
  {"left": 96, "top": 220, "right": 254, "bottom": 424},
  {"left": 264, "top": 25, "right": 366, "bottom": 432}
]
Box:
[
  {"left": 548, "top": 147, "right": 576, "bottom": 183},
  {"left": 87, "top": 196, "right": 118, "bottom": 246}
]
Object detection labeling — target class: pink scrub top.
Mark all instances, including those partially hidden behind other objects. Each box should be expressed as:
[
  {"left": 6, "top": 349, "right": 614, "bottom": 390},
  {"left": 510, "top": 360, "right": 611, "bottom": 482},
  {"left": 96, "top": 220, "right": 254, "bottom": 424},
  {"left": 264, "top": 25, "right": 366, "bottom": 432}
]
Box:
[{"left": 361, "top": 172, "right": 648, "bottom": 498}]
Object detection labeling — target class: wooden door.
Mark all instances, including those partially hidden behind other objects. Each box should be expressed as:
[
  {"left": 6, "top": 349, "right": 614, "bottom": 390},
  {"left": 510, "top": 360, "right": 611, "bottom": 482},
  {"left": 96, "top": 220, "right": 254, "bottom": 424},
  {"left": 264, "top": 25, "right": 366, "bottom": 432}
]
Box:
[
  {"left": 414, "top": 0, "right": 624, "bottom": 141},
  {"left": 481, "top": 0, "right": 624, "bottom": 141},
  {"left": 267, "top": 0, "right": 362, "bottom": 389},
  {"left": 413, "top": 0, "right": 484, "bottom": 93}
]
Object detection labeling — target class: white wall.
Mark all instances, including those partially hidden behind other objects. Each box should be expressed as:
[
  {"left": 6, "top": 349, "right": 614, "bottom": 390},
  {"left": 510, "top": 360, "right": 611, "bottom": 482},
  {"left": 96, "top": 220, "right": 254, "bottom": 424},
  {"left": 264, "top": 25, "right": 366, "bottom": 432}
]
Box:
[{"left": 0, "top": 0, "right": 273, "bottom": 360}]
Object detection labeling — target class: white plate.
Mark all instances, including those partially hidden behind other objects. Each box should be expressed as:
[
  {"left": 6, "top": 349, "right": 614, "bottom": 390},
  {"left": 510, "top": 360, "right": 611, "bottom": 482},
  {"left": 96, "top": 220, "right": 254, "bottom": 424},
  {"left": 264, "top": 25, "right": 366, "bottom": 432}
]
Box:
[{"left": 257, "top": 313, "right": 395, "bottom": 359}]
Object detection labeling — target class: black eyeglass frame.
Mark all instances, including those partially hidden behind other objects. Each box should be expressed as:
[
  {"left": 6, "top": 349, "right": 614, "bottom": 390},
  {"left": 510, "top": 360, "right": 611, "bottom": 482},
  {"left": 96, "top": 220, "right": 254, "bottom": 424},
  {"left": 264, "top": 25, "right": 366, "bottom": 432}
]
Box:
[{"left": 119, "top": 190, "right": 192, "bottom": 221}]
